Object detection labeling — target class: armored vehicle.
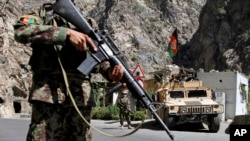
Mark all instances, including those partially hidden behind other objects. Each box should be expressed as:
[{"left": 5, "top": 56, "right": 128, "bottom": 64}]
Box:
[{"left": 152, "top": 79, "right": 224, "bottom": 132}]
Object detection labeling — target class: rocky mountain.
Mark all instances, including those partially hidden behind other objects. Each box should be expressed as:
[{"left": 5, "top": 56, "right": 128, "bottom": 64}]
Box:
[
  {"left": 0, "top": 0, "right": 249, "bottom": 117},
  {"left": 179, "top": 0, "right": 250, "bottom": 74}
]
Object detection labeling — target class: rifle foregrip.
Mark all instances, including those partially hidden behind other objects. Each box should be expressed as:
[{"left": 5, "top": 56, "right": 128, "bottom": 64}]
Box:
[
  {"left": 107, "top": 83, "right": 122, "bottom": 94},
  {"left": 77, "top": 56, "right": 98, "bottom": 75}
]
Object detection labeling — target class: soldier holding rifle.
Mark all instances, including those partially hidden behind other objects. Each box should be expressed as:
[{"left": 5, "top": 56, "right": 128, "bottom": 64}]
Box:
[{"left": 13, "top": 0, "right": 123, "bottom": 140}]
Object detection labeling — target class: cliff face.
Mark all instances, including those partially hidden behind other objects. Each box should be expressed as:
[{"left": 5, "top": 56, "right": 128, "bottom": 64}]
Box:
[
  {"left": 0, "top": 0, "right": 249, "bottom": 117},
  {"left": 179, "top": 0, "right": 250, "bottom": 74},
  {"left": 86, "top": 0, "right": 206, "bottom": 72}
]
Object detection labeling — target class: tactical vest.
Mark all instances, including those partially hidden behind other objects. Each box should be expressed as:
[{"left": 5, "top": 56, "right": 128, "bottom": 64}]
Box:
[{"left": 120, "top": 97, "right": 129, "bottom": 107}]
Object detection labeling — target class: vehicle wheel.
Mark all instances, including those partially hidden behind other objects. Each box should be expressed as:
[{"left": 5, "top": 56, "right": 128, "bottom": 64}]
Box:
[
  {"left": 163, "top": 112, "right": 176, "bottom": 129},
  {"left": 208, "top": 115, "right": 220, "bottom": 132}
]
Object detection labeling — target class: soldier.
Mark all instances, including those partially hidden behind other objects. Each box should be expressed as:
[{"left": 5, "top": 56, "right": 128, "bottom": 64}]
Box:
[
  {"left": 118, "top": 89, "right": 133, "bottom": 129},
  {"left": 13, "top": 0, "right": 124, "bottom": 141}
]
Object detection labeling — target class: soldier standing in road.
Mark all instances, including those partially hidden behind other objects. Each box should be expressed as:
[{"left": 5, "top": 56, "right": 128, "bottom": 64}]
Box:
[
  {"left": 118, "top": 89, "right": 133, "bottom": 129},
  {"left": 13, "top": 0, "right": 124, "bottom": 141}
]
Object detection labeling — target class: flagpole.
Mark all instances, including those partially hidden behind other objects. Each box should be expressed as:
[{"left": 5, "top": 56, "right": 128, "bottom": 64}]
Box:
[
  {"left": 167, "top": 28, "right": 178, "bottom": 62},
  {"left": 176, "top": 28, "right": 181, "bottom": 67},
  {"left": 173, "top": 28, "right": 180, "bottom": 66}
]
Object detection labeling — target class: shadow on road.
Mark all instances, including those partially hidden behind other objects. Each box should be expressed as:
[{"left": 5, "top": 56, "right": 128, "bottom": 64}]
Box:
[
  {"left": 101, "top": 119, "right": 217, "bottom": 133},
  {"left": 132, "top": 120, "right": 213, "bottom": 133},
  {"left": 104, "top": 120, "right": 120, "bottom": 124}
]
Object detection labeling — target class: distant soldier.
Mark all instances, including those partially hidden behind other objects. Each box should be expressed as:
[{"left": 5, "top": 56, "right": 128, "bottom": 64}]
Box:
[{"left": 118, "top": 89, "right": 133, "bottom": 129}]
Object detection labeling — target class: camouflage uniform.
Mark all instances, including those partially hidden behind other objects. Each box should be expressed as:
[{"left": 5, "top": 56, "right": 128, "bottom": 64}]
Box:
[
  {"left": 13, "top": 3, "right": 110, "bottom": 141},
  {"left": 118, "top": 90, "right": 132, "bottom": 129}
]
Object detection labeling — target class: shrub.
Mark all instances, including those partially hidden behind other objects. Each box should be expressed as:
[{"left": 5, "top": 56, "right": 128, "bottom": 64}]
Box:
[
  {"left": 92, "top": 106, "right": 152, "bottom": 121},
  {"left": 91, "top": 105, "right": 120, "bottom": 120},
  {"left": 106, "top": 105, "right": 120, "bottom": 120},
  {"left": 91, "top": 107, "right": 108, "bottom": 119},
  {"left": 132, "top": 110, "right": 151, "bottom": 121}
]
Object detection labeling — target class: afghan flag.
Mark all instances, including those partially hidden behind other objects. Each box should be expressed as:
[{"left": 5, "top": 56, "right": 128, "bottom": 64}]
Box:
[{"left": 167, "top": 29, "right": 178, "bottom": 58}]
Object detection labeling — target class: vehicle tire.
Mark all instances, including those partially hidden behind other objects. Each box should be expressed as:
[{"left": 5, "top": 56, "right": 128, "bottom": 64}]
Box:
[
  {"left": 163, "top": 112, "right": 176, "bottom": 130},
  {"left": 208, "top": 115, "right": 220, "bottom": 132}
]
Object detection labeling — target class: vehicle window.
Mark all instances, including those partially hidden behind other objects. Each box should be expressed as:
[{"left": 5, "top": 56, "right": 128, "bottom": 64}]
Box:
[
  {"left": 169, "top": 91, "right": 184, "bottom": 98},
  {"left": 188, "top": 90, "right": 207, "bottom": 97}
]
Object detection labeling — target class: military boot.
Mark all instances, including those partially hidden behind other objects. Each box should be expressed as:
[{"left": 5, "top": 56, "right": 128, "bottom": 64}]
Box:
[{"left": 128, "top": 125, "right": 133, "bottom": 129}]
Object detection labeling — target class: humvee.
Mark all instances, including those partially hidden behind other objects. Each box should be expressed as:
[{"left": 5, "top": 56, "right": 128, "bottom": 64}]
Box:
[{"left": 152, "top": 79, "right": 224, "bottom": 132}]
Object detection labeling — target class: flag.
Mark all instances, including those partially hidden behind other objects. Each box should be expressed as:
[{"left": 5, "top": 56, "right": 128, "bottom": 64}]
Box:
[{"left": 167, "top": 29, "right": 178, "bottom": 58}]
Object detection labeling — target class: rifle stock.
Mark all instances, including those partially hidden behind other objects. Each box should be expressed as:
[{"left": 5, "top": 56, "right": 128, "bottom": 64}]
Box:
[{"left": 51, "top": 0, "right": 174, "bottom": 140}]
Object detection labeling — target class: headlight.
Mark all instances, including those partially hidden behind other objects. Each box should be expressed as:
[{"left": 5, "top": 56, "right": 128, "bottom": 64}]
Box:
[
  {"left": 205, "top": 107, "right": 211, "bottom": 113},
  {"left": 213, "top": 104, "right": 224, "bottom": 113},
  {"left": 179, "top": 107, "right": 186, "bottom": 113},
  {"left": 213, "top": 105, "right": 219, "bottom": 108}
]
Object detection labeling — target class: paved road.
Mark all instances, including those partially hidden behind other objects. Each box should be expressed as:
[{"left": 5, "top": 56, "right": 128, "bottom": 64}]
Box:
[{"left": 0, "top": 118, "right": 230, "bottom": 141}]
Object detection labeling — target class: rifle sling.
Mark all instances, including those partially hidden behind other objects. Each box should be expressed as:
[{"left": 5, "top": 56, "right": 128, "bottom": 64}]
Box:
[{"left": 55, "top": 45, "right": 144, "bottom": 138}]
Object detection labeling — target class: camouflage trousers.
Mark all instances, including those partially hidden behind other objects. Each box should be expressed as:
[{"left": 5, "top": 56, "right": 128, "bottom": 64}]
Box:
[
  {"left": 26, "top": 101, "right": 92, "bottom": 141},
  {"left": 119, "top": 111, "right": 131, "bottom": 126}
]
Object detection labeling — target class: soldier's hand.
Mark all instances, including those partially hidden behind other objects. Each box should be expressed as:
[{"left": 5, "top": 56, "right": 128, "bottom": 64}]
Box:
[
  {"left": 108, "top": 65, "right": 124, "bottom": 82},
  {"left": 67, "top": 29, "right": 97, "bottom": 52}
]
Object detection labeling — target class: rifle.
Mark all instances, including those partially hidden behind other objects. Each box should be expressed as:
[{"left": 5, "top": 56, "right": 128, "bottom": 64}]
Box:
[
  {"left": 117, "top": 102, "right": 133, "bottom": 114},
  {"left": 51, "top": 0, "right": 174, "bottom": 140},
  {"left": 107, "top": 82, "right": 123, "bottom": 94}
]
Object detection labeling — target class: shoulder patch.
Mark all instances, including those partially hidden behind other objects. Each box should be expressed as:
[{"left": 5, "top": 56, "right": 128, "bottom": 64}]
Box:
[{"left": 18, "top": 15, "right": 42, "bottom": 25}]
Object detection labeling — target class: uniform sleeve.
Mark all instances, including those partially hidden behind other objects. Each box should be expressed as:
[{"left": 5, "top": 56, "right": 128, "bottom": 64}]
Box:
[
  {"left": 97, "top": 61, "right": 112, "bottom": 81},
  {"left": 13, "top": 15, "right": 67, "bottom": 45},
  {"left": 14, "top": 25, "right": 67, "bottom": 45}
]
